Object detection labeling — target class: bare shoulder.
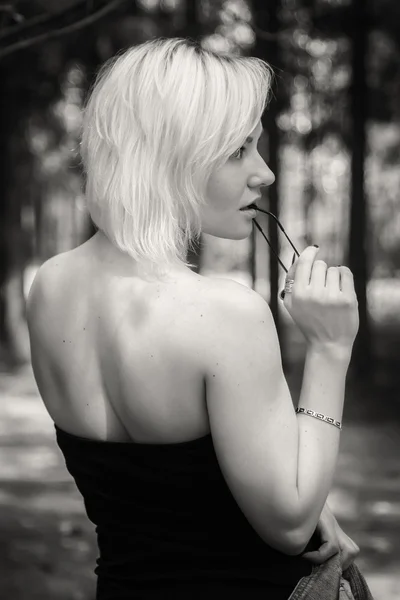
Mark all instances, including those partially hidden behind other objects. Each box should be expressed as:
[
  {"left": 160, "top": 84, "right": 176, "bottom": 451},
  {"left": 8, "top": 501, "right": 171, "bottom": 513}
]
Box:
[
  {"left": 203, "top": 276, "right": 275, "bottom": 330},
  {"left": 28, "top": 252, "right": 68, "bottom": 304},
  {"left": 26, "top": 251, "right": 74, "bottom": 326},
  {"left": 202, "top": 275, "right": 281, "bottom": 373},
  {"left": 198, "top": 276, "right": 279, "bottom": 376}
]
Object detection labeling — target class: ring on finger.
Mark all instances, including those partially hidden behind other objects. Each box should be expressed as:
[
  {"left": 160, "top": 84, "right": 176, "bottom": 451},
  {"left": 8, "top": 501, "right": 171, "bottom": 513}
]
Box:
[{"left": 284, "top": 279, "right": 295, "bottom": 294}]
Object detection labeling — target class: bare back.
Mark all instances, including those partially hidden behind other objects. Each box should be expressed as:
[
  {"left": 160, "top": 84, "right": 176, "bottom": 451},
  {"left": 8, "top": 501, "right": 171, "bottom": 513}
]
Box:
[{"left": 27, "top": 236, "right": 223, "bottom": 444}]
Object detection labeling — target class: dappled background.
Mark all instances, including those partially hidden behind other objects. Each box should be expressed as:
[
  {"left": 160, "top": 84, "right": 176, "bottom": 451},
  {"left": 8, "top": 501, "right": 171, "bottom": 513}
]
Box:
[{"left": 0, "top": 0, "right": 399, "bottom": 599}]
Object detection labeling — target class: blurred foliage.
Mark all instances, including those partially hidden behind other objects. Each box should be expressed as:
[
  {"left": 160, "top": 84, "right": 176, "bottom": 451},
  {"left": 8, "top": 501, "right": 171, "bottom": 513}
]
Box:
[
  {"left": 0, "top": 2, "right": 399, "bottom": 595},
  {"left": 0, "top": 0, "right": 399, "bottom": 366},
  {"left": 1, "top": 0, "right": 399, "bottom": 270}
]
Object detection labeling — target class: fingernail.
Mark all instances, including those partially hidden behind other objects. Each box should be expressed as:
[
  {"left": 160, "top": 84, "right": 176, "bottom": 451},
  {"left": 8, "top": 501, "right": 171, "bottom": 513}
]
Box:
[
  {"left": 280, "top": 290, "right": 285, "bottom": 300},
  {"left": 291, "top": 252, "right": 296, "bottom": 266}
]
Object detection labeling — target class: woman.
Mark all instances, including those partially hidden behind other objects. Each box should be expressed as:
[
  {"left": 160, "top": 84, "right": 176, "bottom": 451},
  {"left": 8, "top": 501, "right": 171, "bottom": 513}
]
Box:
[{"left": 27, "top": 37, "right": 362, "bottom": 599}]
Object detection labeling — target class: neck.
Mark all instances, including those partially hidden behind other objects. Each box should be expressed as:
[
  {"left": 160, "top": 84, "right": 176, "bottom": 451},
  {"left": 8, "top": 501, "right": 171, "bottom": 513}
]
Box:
[{"left": 90, "top": 230, "right": 193, "bottom": 281}]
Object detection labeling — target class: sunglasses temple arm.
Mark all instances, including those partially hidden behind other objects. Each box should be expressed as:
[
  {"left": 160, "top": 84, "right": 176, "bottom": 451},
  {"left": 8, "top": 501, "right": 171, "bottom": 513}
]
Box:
[
  {"left": 253, "top": 220, "right": 289, "bottom": 274},
  {"left": 254, "top": 207, "right": 300, "bottom": 257}
]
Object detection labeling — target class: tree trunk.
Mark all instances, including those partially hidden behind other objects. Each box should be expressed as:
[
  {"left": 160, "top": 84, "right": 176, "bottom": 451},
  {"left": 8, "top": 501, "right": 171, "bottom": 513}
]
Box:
[
  {"left": 0, "top": 66, "right": 30, "bottom": 367},
  {"left": 3, "top": 267, "right": 30, "bottom": 366},
  {"left": 0, "top": 63, "right": 11, "bottom": 360},
  {"left": 253, "top": 0, "right": 285, "bottom": 354},
  {"left": 348, "top": 0, "right": 373, "bottom": 378}
]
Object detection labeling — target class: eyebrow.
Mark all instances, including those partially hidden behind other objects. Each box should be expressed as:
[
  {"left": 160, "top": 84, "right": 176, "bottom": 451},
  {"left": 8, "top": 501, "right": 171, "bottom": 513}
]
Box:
[{"left": 244, "top": 128, "right": 264, "bottom": 144}]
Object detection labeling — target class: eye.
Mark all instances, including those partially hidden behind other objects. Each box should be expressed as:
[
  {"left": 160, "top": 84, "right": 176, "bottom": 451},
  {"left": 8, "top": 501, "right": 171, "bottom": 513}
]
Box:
[{"left": 231, "top": 146, "right": 246, "bottom": 160}]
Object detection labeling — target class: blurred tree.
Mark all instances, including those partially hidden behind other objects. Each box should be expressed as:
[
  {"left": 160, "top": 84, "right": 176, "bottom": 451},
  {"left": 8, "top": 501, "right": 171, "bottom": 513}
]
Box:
[
  {"left": 281, "top": 0, "right": 375, "bottom": 378},
  {"left": 348, "top": 0, "right": 372, "bottom": 377},
  {"left": 0, "top": 1, "right": 132, "bottom": 364},
  {"left": 0, "top": 0, "right": 219, "bottom": 363},
  {"left": 252, "top": 0, "right": 285, "bottom": 342},
  {"left": 0, "top": 46, "right": 66, "bottom": 365},
  {"left": 0, "top": 0, "right": 399, "bottom": 371}
]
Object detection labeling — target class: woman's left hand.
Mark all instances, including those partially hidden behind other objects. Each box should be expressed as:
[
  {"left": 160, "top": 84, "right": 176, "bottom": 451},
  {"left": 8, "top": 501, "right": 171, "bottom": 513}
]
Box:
[{"left": 302, "top": 503, "right": 360, "bottom": 572}]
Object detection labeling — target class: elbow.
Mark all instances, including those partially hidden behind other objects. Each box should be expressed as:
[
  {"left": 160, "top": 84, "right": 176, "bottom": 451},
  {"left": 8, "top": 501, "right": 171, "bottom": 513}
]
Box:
[
  {"left": 277, "top": 527, "right": 312, "bottom": 557},
  {"left": 277, "top": 506, "right": 320, "bottom": 556}
]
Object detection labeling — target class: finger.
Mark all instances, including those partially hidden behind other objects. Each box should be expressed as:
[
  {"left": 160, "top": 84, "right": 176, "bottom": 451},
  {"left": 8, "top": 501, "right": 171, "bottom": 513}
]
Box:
[
  {"left": 301, "top": 550, "right": 326, "bottom": 565},
  {"left": 342, "top": 560, "right": 354, "bottom": 572},
  {"left": 326, "top": 266, "right": 341, "bottom": 292},
  {"left": 287, "top": 245, "right": 320, "bottom": 289},
  {"left": 338, "top": 266, "right": 355, "bottom": 297},
  {"left": 340, "top": 541, "right": 360, "bottom": 572},
  {"left": 309, "top": 260, "right": 328, "bottom": 289},
  {"left": 341, "top": 553, "right": 356, "bottom": 572},
  {"left": 303, "top": 541, "right": 338, "bottom": 564}
]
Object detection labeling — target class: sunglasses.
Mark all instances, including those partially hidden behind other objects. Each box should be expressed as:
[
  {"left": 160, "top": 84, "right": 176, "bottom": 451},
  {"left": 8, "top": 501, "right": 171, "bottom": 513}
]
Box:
[{"left": 252, "top": 206, "right": 300, "bottom": 273}]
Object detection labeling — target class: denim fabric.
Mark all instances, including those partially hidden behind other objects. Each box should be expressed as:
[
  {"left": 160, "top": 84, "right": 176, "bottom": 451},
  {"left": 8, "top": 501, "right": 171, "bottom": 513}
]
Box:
[
  {"left": 340, "top": 578, "right": 356, "bottom": 600},
  {"left": 342, "top": 561, "right": 375, "bottom": 600},
  {"left": 287, "top": 552, "right": 375, "bottom": 600}
]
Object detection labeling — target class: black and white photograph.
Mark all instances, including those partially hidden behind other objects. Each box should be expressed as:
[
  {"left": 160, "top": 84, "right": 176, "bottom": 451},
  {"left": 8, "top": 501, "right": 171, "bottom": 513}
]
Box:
[{"left": 0, "top": 1, "right": 399, "bottom": 599}]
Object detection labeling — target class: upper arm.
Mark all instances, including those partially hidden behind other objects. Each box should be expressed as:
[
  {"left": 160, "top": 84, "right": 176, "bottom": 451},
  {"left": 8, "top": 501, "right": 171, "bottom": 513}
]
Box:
[{"left": 204, "top": 280, "right": 305, "bottom": 555}]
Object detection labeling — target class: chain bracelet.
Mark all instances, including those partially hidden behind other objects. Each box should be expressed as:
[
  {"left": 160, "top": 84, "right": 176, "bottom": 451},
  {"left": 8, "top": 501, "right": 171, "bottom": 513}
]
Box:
[{"left": 295, "top": 407, "right": 342, "bottom": 430}]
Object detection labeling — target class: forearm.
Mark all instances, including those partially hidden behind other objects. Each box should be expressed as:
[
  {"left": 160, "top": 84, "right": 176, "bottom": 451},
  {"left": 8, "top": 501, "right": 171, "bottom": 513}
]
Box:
[{"left": 294, "top": 346, "right": 350, "bottom": 541}]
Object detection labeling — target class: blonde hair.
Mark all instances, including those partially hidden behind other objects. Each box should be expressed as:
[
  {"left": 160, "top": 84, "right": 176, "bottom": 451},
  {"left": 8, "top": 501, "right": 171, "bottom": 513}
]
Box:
[{"left": 80, "top": 37, "right": 274, "bottom": 280}]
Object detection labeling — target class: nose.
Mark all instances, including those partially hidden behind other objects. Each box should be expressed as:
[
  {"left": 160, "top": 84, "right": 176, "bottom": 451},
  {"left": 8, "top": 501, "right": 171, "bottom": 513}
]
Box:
[
  {"left": 263, "top": 165, "right": 275, "bottom": 186},
  {"left": 250, "top": 158, "right": 275, "bottom": 193}
]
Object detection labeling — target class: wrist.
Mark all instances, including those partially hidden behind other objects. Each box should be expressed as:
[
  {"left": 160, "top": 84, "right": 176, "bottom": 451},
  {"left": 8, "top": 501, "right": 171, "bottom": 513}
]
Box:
[{"left": 306, "top": 343, "right": 352, "bottom": 365}]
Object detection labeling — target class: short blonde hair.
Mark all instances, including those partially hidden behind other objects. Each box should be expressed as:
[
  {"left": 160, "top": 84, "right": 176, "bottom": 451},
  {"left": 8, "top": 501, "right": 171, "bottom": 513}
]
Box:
[{"left": 80, "top": 37, "right": 274, "bottom": 280}]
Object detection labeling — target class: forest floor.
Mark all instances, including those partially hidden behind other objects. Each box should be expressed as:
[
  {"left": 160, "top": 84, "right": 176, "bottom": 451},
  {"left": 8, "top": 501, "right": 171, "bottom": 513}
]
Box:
[{"left": 0, "top": 313, "right": 399, "bottom": 599}]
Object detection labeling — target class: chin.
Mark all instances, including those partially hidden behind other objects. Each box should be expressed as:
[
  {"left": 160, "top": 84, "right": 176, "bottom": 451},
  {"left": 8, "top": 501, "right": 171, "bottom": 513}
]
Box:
[
  {"left": 203, "top": 217, "right": 254, "bottom": 241},
  {"left": 208, "top": 229, "right": 252, "bottom": 241}
]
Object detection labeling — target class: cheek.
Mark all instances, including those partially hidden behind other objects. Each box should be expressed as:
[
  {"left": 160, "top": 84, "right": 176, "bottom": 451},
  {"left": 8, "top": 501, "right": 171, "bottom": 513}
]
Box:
[{"left": 207, "top": 172, "right": 241, "bottom": 209}]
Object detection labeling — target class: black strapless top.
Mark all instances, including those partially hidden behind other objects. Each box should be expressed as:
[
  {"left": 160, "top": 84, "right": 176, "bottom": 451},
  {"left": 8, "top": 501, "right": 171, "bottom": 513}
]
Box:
[{"left": 54, "top": 424, "right": 317, "bottom": 599}]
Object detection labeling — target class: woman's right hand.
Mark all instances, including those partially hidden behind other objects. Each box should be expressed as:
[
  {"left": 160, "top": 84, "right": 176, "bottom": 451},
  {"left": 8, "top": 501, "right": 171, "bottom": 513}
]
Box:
[{"left": 281, "top": 246, "right": 359, "bottom": 353}]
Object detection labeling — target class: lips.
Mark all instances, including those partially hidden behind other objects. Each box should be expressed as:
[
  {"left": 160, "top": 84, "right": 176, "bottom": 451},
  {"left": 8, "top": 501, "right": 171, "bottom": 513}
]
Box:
[{"left": 240, "top": 202, "right": 259, "bottom": 211}]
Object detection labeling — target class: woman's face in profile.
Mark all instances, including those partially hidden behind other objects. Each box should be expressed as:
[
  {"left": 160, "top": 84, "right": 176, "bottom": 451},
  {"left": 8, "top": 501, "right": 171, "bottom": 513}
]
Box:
[{"left": 202, "top": 120, "right": 275, "bottom": 241}]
